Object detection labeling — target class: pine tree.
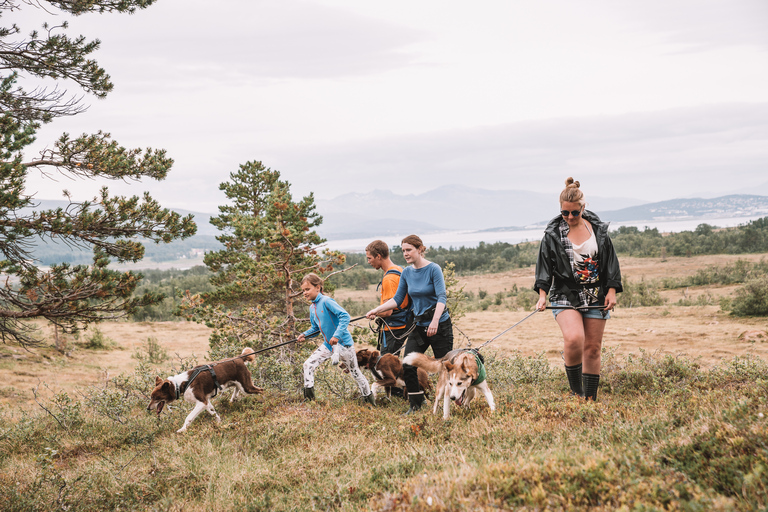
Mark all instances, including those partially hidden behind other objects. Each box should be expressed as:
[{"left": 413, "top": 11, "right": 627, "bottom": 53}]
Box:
[
  {"left": 0, "top": 1, "right": 196, "bottom": 346},
  {"left": 180, "top": 161, "right": 344, "bottom": 357}
]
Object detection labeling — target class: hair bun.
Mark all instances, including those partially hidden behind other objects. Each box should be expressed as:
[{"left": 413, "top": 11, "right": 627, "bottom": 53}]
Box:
[{"left": 565, "top": 177, "right": 580, "bottom": 188}]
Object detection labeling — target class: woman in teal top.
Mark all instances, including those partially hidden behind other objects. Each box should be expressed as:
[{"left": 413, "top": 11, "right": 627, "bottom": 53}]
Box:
[
  {"left": 298, "top": 273, "right": 373, "bottom": 404},
  {"left": 366, "top": 235, "right": 453, "bottom": 415}
]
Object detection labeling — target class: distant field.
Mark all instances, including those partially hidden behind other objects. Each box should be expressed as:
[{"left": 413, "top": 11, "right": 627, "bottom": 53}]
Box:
[{"left": 3, "top": 253, "right": 766, "bottom": 409}]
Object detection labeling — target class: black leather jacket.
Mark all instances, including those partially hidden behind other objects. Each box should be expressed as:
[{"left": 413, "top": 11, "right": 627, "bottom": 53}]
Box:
[{"left": 534, "top": 210, "right": 623, "bottom": 305}]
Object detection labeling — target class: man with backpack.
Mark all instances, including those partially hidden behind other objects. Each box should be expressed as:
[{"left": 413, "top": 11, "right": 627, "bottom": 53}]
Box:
[{"left": 365, "top": 240, "right": 413, "bottom": 356}]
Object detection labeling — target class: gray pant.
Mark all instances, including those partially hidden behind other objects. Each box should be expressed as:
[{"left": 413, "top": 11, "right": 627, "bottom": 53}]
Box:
[{"left": 303, "top": 344, "right": 371, "bottom": 396}]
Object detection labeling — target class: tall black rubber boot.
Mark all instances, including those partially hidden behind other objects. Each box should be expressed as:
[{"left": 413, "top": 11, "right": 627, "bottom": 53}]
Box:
[
  {"left": 565, "top": 363, "right": 584, "bottom": 397},
  {"left": 583, "top": 373, "right": 600, "bottom": 401},
  {"left": 402, "top": 362, "right": 424, "bottom": 415},
  {"left": 303, "top": 387, "right": 315, "bottom": 401},
  {"left": 404, "top": 392, "right": 424, "bottom": 415}
]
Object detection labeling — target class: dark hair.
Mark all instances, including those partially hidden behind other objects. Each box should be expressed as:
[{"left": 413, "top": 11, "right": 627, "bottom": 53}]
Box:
[
  {"left": 365, "top": 240, "right": 389, "bottom": 259},
  {"left": 559, "top": 177, "right": 585, "bottom": 207},
  {"left": 401, "top": 234, "right": 426, "bottom": 255},
  {"left": 301, "top": 273, "right": 324, "bottom": 293}
]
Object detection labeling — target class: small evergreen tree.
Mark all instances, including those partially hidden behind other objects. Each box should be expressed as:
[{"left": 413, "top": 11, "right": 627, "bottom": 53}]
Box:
[{"left": 180, "top": 161, "right": 344, "bottom": 357}]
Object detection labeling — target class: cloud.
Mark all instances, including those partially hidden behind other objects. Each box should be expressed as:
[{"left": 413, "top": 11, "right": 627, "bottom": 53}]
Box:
[
  {"left": 593, "top": 0, "right": 768, "bottom": 52},
  {"left": 270, "top": 102, "right": 768, "bottom": 201},
  {"left": 76, "top": 0, "right": 425, "bottom": 86}
]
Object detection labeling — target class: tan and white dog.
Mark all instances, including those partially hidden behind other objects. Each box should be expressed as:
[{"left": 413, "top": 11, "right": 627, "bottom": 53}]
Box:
[
  {"left": 147, "top": 348, "right": 263, "bottom": 433},
  {"left": 403, "top": 349, "right": 495, "bottom": 419}
]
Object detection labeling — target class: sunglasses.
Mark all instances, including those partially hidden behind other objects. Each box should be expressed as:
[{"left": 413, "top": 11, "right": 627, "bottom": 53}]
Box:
[{"left": 561, "top": 209, "right": 582, "bottom": 217}]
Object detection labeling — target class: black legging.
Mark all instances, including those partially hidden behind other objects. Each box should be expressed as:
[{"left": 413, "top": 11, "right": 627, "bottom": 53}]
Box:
[{"left": 402, "top": 317, "right": 454, "bottom": 394}]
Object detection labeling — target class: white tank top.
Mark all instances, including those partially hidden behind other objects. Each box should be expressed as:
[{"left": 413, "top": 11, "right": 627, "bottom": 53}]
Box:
[{"left": 572, "top": 223, "right": 598, "bottom": 265}]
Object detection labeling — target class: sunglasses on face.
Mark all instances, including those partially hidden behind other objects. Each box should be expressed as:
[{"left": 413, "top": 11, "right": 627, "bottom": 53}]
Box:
[{"left": 561, "top": 209, "right": 582, "bottom": 217}]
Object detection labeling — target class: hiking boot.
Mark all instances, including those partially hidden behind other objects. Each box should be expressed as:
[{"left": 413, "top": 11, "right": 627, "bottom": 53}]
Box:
[
  {"left": 403, "top": 392, "right": 424, "bottom": 415},
  {"left": 404, "top": 403, "right": 422, "bottom": 415},
  {"left": 303, "top": 387, "right": 315, "bottom": 401}
]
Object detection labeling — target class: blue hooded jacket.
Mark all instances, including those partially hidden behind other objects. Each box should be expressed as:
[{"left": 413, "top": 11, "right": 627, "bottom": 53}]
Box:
[{"left": 302, "top": 294, "right": 354, "bottom": 350}]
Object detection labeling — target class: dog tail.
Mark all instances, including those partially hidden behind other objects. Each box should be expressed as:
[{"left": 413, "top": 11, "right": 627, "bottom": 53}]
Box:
[
  {"left": 241, "top": 347, "right": 256, "bottom": 363},
  {"left": 403, "top": 352, "right": 443, "bottom": 374}
]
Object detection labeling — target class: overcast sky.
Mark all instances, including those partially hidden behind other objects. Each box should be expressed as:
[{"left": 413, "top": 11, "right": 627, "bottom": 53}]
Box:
[{"left": 17, "top": 0, "right": 768, "bottom": 213}]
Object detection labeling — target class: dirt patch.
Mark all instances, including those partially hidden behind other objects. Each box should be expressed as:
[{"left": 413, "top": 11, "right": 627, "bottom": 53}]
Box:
[{"left": 0, "top": 320, "right": 211, "bottom": 409}]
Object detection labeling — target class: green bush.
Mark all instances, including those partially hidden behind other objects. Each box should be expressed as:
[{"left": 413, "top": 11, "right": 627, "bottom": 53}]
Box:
[
  {"left": 728, "top": 275, "right": 768, "bottom": 316},
  {"left": 618, "top": 278, "right": 666, "bottom": 308},
  {"left": 79, "top": 327, "right": 117, "bottom": 350},
  {"left": 131, "top": 337, "right": 169, "bottom": 365}
]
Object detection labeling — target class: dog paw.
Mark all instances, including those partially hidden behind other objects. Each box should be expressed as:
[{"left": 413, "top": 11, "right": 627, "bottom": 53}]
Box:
[{"left": 176, "top": 427, "right": 187, "bottom": 434}]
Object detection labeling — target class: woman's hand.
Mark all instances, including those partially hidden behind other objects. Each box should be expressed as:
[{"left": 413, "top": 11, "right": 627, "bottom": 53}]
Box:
[
  {"left": 365, "top": 308, "right": 378, "bottom": 320},
  {"left": 329, "top": 337, "right": 339, "bottom": 346},
  {"left": 536, "top": 290, "right": 548, "bottom": 311},
  {"left": 427, "top": 320, "right": 438, "bottom": 337},
  {"left": 297, "top": 334, "right": 306, "bottom": 343},
  {"left": 604, "top": 288, "right": 617, "bottom": 311}
]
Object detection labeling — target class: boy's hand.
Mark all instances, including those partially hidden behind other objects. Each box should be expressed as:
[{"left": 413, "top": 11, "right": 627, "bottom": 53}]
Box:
[
  {"left": 329, "top": 337, "right": 339, "bottom": 345},
  {"left": 297, "top": 334, "right": 306, "bottom": 343}
]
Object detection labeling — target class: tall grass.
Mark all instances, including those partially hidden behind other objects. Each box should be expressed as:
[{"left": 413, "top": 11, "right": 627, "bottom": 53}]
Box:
[{"left": 1, "top": 348, "right": 766, "bottom": 511}]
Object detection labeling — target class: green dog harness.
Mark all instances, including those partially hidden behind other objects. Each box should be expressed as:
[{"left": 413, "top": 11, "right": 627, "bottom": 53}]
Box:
[{"left": 472, "top": 354, "right": 487, "bottom": 386}]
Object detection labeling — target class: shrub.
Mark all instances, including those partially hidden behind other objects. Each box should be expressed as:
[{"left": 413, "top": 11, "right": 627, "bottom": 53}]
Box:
[
  {"left": 618, "top": 278, "right": 665, "bottom": 308},
  {"left": 729, "top": 275, "right": 768, "bottom": 316},
  {"left": 79, "top": 327, "right": 117, "bottom": 350},
  {"left": 485, "top": 350, "right": 558, "bottom": 386},
  {"left": 132, "top": 337, "right": 169, "bottom": 364}
]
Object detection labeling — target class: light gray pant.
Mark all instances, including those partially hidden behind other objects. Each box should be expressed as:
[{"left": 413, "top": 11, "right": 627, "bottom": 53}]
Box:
[{"left": 303, "top": 344, "right": 371, "bottom": 396}]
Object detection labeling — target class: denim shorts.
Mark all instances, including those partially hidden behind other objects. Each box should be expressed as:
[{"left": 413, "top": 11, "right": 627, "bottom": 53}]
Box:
[{"left": 552, "top": 307, "right": 611, "bottom": 320}]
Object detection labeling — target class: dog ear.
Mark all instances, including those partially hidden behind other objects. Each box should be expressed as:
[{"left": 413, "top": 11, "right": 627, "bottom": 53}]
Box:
[
  {"left": 241, "top": 347, "right": 256, "bottom": 362},
  {"left": 444, "top": 361, "right": 454, "bottom": 371},
  {"left": 155, "top": 376, "right": 163, "bottom": 386},
  {"left": 161, "top": 381, "right": 171, "bottom": 393}
]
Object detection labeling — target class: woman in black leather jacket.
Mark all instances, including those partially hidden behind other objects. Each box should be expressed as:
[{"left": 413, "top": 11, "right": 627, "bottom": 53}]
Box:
[{"left": 534, "top": 178, "right": 622, "bottom": 401}]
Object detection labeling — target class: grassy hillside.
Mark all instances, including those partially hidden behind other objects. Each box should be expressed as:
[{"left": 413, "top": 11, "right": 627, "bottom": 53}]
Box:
[{"left": 1, "top": 348, "right": 766, "bottom": 511}]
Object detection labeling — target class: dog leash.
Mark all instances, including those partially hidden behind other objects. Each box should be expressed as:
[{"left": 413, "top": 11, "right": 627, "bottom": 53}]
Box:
[
  {"left": 231, "top": 315, "right": 368, "bottom": 359},
  {"left": 472, "top": 309, "right": 540, "bottom": 351},
  {"left": 545, "top": 305, "right": 607, "bottom": 310}
]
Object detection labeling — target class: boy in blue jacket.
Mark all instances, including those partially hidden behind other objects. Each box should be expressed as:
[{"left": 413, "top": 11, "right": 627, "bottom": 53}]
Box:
[{"left": 297, "top": 273, "right": 374, "bottom": 404}]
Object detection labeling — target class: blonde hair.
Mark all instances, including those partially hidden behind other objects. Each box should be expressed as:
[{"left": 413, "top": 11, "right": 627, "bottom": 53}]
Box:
[
  {"left": 301, "top": 273, "right": 324, "bottom": 293},
  {"left": 559, "top": 177, "right": 585, "bottom": 207},
  {"left": 401, "top": 234, "right": 426, "bottom": 255}
]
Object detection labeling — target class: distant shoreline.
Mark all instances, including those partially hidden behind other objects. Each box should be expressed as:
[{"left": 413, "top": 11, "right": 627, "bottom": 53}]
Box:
[{"left": 323, "top": 214, "right": 768, "bottom": 252}]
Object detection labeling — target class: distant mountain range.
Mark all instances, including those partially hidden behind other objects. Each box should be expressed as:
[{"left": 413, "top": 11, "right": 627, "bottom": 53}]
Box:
[
  {"left": 314, "top": 185, "right": 645, "bottom": 237},
  {"left": 23, "top": 191, "right": 768, "bottom": 263},
  {"left": 595, "top": 195, "right": 768, "bottom": 223},
  {"left": 315, "top": 188, "right": 768, "bottom": 239}
]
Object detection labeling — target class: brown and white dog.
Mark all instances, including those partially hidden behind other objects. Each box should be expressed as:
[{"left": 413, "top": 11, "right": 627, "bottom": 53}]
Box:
[
  {"left": 356, "top": 348, "right": 431, "bottom": 401},
  {"left": 147, "top": 348, "right": 263, "bottom": 433},
  {"left": 403, "top": 349, "right": 495, "bottom": 419}
]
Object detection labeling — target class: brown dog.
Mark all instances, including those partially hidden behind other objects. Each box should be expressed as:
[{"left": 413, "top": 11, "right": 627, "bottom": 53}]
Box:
[
  {"left": 147, "top": 348, "right": 263, "bottom": 433},
  {"left": 356, "top": 348, "right": 431, "bottom": 401}
]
